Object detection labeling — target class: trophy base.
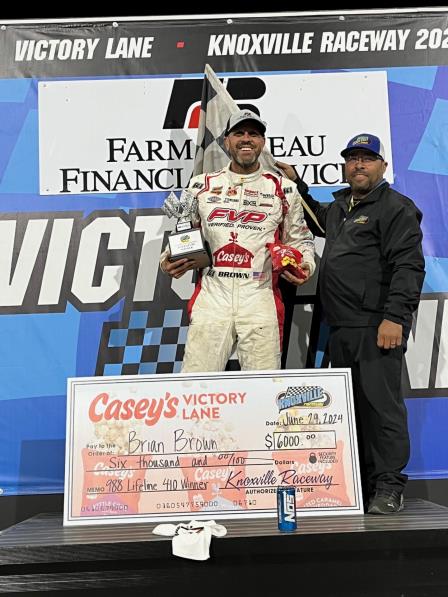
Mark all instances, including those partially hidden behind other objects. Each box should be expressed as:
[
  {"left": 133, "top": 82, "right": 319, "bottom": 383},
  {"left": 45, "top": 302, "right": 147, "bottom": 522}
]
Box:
[
  {"left": 169, "top": 248, "right": 211, "bottom": 269},
  {"left": 168, "top": 229, "right": 211, "bottom": 269}
]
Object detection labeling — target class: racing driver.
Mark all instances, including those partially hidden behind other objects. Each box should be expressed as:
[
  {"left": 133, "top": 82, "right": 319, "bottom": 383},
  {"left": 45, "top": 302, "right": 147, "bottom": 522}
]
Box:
[{"left": 161, "top": 109, "right": 315, "bottom": 372}]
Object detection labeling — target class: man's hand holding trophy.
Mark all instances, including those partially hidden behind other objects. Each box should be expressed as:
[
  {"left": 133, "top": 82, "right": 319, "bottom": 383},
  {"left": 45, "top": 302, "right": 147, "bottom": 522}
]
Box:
[{"left": 161, "top": 190, "right": 211, "bottom": 275}]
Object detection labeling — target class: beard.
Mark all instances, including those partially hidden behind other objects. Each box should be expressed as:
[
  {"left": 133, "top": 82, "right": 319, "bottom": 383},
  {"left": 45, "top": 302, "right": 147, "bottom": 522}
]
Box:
[
  {"left": 234, "top": 153, "right": 258, "bottom": 169},
  {"left": 229, "top": 144, "right": 261, "bottom": 170},
  {"left": 348, "top": 173, "right": 374, "bottom": 195},
  {"left": 350, "top": 181, "right": 370, "bottom": 195}
]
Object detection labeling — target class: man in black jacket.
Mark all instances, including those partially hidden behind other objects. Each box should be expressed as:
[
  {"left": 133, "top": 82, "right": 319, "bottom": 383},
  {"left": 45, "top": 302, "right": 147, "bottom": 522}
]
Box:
[{"left": 277, "top": 133, "right": 425, "bottom": 514}]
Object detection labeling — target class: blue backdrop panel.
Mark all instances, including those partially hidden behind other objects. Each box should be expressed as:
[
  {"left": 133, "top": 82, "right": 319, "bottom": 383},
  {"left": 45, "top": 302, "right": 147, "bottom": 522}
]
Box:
[
  {"left": 406, "top": 397, "right": 448, "bottom": 480},
  {"left": 0, "top": 56, "right": 446, "bottom": 494}
]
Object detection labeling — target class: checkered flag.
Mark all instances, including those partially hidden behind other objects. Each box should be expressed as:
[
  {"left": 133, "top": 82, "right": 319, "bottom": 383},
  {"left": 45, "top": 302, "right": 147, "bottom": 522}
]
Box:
[
  {"left": 192, "top": 64, "right": 277, "bottom": 176},
  {"left": 285, "top": 385, "right": 323, "bottom": 402},
  {"left": 285, "top": 386, "right": 307, "bottom": 398},
  {"left": 283, "top": 385, "right": 329, "bottom": 407}
]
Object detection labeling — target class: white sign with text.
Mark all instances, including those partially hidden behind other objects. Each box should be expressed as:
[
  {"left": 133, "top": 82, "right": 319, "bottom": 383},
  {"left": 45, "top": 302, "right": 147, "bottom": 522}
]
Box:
[
  {"left": 39, "top": 71, "right": 391, "bottom": 195},
  {"left": 64, "top": 368, "right": 363, "bottom": 526}
]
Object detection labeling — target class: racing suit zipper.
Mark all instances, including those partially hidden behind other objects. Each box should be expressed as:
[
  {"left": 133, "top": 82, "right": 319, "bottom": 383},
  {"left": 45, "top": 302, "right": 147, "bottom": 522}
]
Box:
[{"left": 233, "top": 179, "right": 246, "bottom": 315}]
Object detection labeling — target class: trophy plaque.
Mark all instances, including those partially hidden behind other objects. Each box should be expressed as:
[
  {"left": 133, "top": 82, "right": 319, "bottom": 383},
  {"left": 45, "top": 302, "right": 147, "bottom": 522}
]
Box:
[{"left": 162, "top": 190, "right": 211, "bottom": 269}]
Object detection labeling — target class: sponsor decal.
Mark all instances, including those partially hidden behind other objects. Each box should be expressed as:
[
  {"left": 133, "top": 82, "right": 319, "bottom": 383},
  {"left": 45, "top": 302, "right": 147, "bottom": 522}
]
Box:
[
  {"left": 192, "top": 182, "right": 204, "bottom": 189},
  {"left": 227, "top": 187, "right": 238, "bottom": 196},
  {"left": 213, "top": 232, "right": 254, "bottom": 268},
  {"left": 206, "top": 196, "right": 221, "bottom": 203},
  {"left": 208, "top": 222, "right": 263, "bottom": 231},
  {"left": 210, "top": 186, "right": 223, "bottom": 195},
  {"left": 260, "top": 203, "right": 273, "bottom": 208},
  {"left": 207, "top": 208, "right": 267, "bottom": 224},
  {"left": 243, "top": 199, "right": 257, "bottom": 206},
  {"left": 352, "top": 135, "right": 370, "bottom": 145},
  {"left": 244, "top": 189, "right": 259, "bottom": 197},
  {"left": 283, "top": 186, "right": 294, "bottom": 194}
]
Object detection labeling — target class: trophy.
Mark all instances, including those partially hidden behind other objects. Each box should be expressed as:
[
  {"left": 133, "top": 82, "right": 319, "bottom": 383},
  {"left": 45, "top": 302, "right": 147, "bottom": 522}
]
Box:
[{"left": 162, "top": 190, "right": 211, "bottom": 269}]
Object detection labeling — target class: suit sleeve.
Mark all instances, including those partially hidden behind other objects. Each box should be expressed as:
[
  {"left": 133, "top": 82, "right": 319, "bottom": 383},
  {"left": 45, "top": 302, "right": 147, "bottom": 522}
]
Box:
[
  {"left": 184, "top": 176, "right": 203, "bottom": 228},
  {"left": 282, "top": 186, "right": 316, "bottom": 276}
]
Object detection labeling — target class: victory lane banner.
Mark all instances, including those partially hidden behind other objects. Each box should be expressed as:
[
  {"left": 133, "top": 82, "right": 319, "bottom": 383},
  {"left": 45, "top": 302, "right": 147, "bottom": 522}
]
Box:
[{"left": 64, "top": 369, "right": 363, "bottom": 526}]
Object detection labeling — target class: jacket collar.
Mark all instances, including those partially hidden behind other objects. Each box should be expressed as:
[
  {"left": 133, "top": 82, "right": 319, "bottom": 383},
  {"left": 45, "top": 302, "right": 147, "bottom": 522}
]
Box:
[{"left": 333, "top": 179, "right": 389, "bottom": 205}]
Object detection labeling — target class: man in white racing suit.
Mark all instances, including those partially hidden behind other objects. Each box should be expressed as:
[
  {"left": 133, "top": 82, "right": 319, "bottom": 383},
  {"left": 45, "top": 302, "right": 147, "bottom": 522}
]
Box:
[{"left": 161, "top": 110, "right": 315, "bottom": 372}]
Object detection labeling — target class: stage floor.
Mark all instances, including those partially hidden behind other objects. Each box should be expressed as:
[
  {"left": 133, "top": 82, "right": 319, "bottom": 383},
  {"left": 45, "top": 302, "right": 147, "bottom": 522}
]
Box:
[{"left": 0, "top": 498, "right": 447, "bottom": 595}]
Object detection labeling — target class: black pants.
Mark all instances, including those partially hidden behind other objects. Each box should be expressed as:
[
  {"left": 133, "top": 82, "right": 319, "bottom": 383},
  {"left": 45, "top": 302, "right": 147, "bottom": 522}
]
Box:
[{"left": 329, "top": 326, "right": 410, "bottom": 500}]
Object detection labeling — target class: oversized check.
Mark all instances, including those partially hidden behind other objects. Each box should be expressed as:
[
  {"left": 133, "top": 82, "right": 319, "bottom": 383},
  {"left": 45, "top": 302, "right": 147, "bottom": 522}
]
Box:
[{"left": 64, "top": 369, "right": 363, "bottom": 525}]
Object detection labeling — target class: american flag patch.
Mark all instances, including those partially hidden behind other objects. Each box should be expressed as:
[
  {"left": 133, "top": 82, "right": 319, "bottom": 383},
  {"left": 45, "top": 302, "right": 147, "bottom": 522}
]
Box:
[{"left": 253, "top": 271, "right": 266, "bottom": 281}]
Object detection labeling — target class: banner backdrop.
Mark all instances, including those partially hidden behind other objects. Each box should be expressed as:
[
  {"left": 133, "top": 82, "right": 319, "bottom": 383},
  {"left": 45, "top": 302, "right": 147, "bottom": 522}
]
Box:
[{"left": 0, "top": 10, "right": 447, "bottom": 495}]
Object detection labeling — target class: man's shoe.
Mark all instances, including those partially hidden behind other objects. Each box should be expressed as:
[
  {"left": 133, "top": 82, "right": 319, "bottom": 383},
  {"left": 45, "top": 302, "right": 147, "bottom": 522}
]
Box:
[{"left": 367, "top": 488, "right": 404, "bottom": 515}]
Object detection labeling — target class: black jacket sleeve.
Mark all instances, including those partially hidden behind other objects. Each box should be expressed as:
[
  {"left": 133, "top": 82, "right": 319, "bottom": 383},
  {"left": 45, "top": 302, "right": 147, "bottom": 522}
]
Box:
[
  {"left": 381, "top": 200, "right": 425, "bottom": 328},
  {"left": 293, "top": 170, "right": 329, "bottom": 238}
]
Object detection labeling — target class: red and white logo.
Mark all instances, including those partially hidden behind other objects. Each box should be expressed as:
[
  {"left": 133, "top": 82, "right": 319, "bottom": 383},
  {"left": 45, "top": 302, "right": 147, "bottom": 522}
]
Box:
[
  {"left": 244, "top": 189, "right": 258, "bottom": 197},
  {"left": 213, "top": 233, "right": 254, "bottom": 268},
  {"left": 207, "top": 207, "right": 267, "bottom": 224}
]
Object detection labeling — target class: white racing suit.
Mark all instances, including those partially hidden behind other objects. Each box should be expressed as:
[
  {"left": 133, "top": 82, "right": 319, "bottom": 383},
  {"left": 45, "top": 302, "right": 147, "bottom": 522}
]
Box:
[{"left": 169, "top": 163, "right": 315, "bottom": 372}]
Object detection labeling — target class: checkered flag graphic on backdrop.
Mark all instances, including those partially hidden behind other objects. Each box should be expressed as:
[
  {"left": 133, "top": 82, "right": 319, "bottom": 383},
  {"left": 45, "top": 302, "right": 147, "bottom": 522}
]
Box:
[
  {"left": 192, "top": 64, "right": 277, "bottom": 177},
  {"left": 95, "top": 241, "right": 192, "bottom": 377},
  {"left": 98, "top": 307, "right": 190, "bottom": 376}
]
